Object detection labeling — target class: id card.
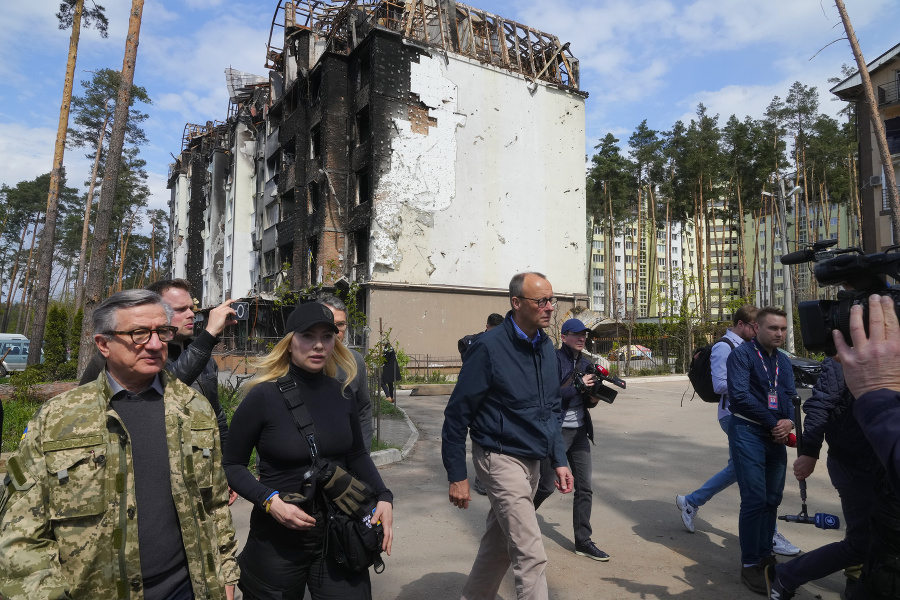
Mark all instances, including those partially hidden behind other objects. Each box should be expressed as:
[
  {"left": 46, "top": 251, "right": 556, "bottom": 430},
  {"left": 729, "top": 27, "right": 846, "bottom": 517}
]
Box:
[{"left": 767, "top": 389, "right": 778, "bottom": 410}]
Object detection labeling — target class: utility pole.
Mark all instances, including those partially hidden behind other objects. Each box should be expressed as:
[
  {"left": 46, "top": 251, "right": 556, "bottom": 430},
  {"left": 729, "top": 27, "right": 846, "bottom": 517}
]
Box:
[{"left": 777, "top": 182, "right": 802, "bottom": 353}]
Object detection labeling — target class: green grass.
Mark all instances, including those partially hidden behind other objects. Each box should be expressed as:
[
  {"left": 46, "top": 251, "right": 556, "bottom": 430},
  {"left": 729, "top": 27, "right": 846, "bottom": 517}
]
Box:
[
  {"left": 375, "top": 397, "right": 403, "bottom": 417},
  {"left": 370, "top": 438, "right": 402, "bottom": 452},
  {"left": 2, "top": 396, "right": 41, "bottom": 453}
]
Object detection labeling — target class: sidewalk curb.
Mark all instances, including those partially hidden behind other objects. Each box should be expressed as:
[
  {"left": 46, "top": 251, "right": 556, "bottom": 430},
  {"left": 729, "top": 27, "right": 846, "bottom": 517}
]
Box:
[
  {"left": 369, "top": 404, "right": 419, "bottom": 467},
  {"left": 624, "top": 374, "right": 689, "bottom": 384}
]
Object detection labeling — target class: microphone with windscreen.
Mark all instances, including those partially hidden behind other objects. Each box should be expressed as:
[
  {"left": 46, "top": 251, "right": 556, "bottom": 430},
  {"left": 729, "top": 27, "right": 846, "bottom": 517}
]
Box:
[{"left": 779, "top": 512, "right": 841, "bottom": 530}]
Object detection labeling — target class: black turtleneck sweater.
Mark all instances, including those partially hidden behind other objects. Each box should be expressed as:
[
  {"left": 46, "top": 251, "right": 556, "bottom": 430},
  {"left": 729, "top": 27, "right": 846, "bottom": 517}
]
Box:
[{"left": 223, "top": 364, "right": 392, "bottom": 522}]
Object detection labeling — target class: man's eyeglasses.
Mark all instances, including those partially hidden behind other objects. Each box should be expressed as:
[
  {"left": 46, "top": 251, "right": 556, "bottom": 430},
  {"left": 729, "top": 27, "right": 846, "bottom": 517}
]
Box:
[
  {"left": 517, "top": 296, "right": 558, "bottom": 308},
  {"left": 107, "top": 326, "right": 178, "bottom": 345}
]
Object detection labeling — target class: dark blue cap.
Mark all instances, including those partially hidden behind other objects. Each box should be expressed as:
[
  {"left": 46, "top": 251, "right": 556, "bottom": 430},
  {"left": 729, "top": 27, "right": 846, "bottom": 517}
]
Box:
[{"left": 561, "top": 319, "right": 590, "bottom": 334}]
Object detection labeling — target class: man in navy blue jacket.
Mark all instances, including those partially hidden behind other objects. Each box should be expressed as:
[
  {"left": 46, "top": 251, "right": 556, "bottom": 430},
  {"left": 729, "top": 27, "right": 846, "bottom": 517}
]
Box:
[
  {"left": 442, "top": 272, "right": 573, "bottom": 600},
  {"left": 727, "top": 306, "right": 797, "bottom": 594}
]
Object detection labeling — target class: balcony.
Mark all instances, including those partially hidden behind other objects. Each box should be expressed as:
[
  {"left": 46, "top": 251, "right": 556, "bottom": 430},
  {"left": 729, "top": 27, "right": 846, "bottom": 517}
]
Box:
[
  {"left": 878, "top": 80, "right": 899, "bottom": 106},
  {"left": 276, "top": 214, "right": 298, "bottom": 248}
]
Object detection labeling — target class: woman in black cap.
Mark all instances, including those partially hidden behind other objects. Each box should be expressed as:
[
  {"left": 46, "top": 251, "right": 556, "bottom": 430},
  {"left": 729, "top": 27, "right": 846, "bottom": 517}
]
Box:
[{"left": 223, "top": 302, "right": 393, "bottom": 599}]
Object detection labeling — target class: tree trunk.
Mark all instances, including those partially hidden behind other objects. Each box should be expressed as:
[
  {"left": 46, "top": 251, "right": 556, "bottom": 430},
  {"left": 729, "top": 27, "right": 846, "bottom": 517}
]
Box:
[
  {"left": 78, "top": 0, "right": 145, "bottom": 376},
  {"left": 28, "top": 0, "right": 84, "bottom": 365},
  {"left": 1, "top": 220, "right": 31, "bottom": 332},
  {"left": 834, "top": 0, "right": 900, "bottom": 241},
  {"left": 17, "top": 215, "right": 41, "bottom": 334},
  {"left": 74, "top": 107, "right": 109, "bottom": 310},
  {"left": 116, "top": 211, "right": 137, "bottom": 291}
]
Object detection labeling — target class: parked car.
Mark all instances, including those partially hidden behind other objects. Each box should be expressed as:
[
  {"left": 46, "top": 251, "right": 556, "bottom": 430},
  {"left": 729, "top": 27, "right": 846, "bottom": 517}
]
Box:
[
  {"left": 0, "top": 333, "right": 31, "bottom": 372},
  {"left": 608, "top": 344, "right": 653, "bottom": 362},
  {"left": 778, "top": 348, "right": 823, "bottom": 389}
]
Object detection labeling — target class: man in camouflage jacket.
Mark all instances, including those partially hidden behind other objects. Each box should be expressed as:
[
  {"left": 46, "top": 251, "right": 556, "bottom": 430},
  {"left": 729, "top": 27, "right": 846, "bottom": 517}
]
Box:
[{"left": 0, "top": 290, "right": 239, "bottom": 599}]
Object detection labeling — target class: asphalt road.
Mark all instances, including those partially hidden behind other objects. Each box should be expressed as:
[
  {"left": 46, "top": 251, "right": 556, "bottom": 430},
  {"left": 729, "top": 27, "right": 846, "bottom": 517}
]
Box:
[{"left": 231, "top": 377, "right": 846, "bottom": 599}]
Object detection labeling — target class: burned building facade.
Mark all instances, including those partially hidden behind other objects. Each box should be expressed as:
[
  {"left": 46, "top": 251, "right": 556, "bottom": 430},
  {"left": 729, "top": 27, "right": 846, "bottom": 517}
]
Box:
[{"left": 168, "top": 0, "right": 589, "bottom": 356}]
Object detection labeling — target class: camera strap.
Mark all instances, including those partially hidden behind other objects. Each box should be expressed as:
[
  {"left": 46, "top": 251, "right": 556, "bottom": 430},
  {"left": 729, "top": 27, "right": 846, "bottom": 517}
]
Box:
[{"left": 276, "top": 375, "right": 321, "bottom": 462}]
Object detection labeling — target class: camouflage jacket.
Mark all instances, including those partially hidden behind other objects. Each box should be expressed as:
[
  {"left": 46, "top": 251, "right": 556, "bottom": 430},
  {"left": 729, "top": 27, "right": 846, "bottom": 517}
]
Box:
[{"left": 0, "top": 371, "right": 240, "bottom": 600}]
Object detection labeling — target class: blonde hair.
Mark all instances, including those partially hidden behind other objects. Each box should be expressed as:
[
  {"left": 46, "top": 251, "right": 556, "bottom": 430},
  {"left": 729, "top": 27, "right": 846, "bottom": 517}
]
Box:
[{"left": 243, "top": 332, "right": 358, "bottom": 394}]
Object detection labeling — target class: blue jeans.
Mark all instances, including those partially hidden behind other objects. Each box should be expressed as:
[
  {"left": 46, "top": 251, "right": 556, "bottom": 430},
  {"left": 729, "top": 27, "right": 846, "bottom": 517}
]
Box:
[
  {"left": 685, "top": 416, "right": 735, "bottom": 508},
  {"left": 730, "top": 417, "right": 787, "bottom": 565},
  {"left": 776, "top": 456, "right": 875, "bottom": 591},
  {"left": 534, "top": 426, "right": 593, "bottom": 546}
]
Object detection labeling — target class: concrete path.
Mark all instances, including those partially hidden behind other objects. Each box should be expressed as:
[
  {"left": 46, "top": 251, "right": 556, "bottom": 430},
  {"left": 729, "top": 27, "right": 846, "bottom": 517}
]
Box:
[{"left": 229, "top": 378, "right": 847, "bottom": 600}]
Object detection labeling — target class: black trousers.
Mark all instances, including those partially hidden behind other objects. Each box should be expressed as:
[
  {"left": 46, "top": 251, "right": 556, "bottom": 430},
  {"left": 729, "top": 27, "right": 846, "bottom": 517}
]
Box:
[{"left": 237, "top": 526, "right": 371, "bottom": 600}]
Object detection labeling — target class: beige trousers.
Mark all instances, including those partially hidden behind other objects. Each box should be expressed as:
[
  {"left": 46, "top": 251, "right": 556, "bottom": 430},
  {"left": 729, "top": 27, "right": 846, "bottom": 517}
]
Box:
[{"left": 461, "top": 442, "right": 548, "bottom": 600}]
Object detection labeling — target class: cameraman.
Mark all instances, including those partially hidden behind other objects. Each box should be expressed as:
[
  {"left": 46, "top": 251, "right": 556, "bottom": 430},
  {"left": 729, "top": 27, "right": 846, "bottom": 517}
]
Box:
[
  {"left": 833, "top": 294, "right": 900, "bottom": 600},
  {"left": 532, "top": 319, "right": 610, "bottom": 562},
  {"left": 836, "top": 294, "right": 900, "bottom": 495}
]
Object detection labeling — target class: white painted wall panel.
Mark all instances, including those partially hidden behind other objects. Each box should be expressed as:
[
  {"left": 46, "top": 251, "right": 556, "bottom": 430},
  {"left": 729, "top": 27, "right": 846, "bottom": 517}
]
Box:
[{"left": 370, "top": 52, "right": 586, "bottom": 296}]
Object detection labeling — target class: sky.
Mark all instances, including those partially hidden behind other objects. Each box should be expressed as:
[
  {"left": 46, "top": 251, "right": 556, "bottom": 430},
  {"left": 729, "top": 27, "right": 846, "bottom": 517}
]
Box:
[{"left": 1, "top": 0, "right": 899, "bottom": 229}]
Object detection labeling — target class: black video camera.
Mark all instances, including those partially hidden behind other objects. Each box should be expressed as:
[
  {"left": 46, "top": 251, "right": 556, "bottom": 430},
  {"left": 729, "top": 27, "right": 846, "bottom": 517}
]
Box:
[
  {"left": 784, "top": 240, "right": 900, "bottom": 355},
  {"left": 573, "top": 364, "right": 627, "bottom": 404}
]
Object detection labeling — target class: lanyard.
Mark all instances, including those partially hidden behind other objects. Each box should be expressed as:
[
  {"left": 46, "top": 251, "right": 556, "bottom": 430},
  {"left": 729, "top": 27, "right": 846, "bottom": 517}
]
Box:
[{"left": 753, "top": 340, "right": 778, "bottom": 390}]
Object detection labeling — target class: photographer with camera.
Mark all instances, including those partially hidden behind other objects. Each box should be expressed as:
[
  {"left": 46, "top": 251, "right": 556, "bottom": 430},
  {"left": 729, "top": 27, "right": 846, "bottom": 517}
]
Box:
[
  {"left": 223, "top": 302, "right": 393, "bottom": 599},
  {"left": 533, "top": 318, "right": 609, "bottom": 562}
]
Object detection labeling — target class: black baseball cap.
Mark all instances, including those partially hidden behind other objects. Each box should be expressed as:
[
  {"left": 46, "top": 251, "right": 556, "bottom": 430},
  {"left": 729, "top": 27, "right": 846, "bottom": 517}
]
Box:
[{"left": 285, "top": 302, "right": 339, "bottom": 334}]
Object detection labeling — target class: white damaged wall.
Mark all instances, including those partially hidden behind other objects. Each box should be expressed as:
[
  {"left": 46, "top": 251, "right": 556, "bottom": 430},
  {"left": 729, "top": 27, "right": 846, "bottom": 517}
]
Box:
[{"left": 370, "top": 52, "right": 587, "bottom": 296}]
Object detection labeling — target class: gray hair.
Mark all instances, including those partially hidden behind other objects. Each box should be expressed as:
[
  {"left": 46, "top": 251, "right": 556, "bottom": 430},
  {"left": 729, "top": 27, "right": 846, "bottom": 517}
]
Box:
[
  {"left": 93, "top": 289, "right": 173, "bottom": 336},
  {"left": 509, "top": 271, "right": 547, "bottom": 298},
  {"left": 316, "top": 294, "right": 348, "bottom": 313}
]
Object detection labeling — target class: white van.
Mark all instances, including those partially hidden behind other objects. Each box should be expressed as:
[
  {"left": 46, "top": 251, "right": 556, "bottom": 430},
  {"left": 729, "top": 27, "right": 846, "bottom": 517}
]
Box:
[{"left": 0, "top": 333, "right": 31, "bottom": 372}]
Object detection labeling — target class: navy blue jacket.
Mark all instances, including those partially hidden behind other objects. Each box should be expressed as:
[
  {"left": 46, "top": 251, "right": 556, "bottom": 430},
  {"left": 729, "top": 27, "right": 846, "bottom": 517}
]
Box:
[
  {"left": 853, "top": 388, "right": 900, "bottom": 496},
  {"left": 556, "top": 344, "right": 595, "bottom": 442},
  {"left": 442, "top": 312, "right": 566, "bottom": 483},
  {"left": 800, "top": 358, "right": 878, "bottom": 471},
  {"left": 727, "top": 340, "right": 796, "bottom": 429}
]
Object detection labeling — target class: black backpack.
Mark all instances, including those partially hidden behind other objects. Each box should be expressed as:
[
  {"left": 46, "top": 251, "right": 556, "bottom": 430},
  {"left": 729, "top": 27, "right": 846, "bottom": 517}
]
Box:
[{"left": 687, "top": 337, "right": 735, "bottom": 403}]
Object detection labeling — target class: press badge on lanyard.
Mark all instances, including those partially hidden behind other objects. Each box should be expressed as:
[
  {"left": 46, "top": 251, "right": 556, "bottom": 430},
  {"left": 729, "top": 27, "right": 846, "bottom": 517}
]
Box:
[{"left": 755, "top": 341, "right": 779, "bottom": 411}]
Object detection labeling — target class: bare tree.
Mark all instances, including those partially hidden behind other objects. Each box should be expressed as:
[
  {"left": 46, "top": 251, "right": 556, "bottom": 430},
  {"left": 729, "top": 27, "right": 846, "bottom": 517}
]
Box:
[
  {"left": 834, "top": 0, "right": 900, "bottom": 240},
  {"left": 78, "top": 0, "right": 145, "bottom": 376},
  {"left": 28, "top": 0, "right": 108, "bottom": 365}
]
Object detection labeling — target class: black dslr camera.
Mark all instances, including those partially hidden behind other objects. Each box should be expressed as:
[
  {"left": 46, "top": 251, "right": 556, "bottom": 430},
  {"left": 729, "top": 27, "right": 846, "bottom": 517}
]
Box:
[
  {"left": 786, "top": 240, "right": 900, "bottom": 355},
  {"left": 573, "top": 364, "right": 627, "bottom": 404}
]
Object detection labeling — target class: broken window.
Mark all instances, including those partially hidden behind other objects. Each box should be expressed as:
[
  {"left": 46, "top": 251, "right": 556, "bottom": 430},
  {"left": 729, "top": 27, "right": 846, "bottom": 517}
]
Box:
[
  {"left": 310, "top": 125, "right": 322, "bottom": 160},
  {"left": 356, "top": 109, "right": 370, "bottom": 145},
  {"left": 356, "top": 54, "right": 371, "bottom": 91},
  {"left": 309, "top": 68, "right": 321, "bottom": 104},
  {"left": 307, "top": 236, "right": 319, "bottom": 285},
  {"left": 353, "top": 229, "right": 368, "bottom": 266},
  {"left": 356, "top": 170, "right": 370, "bottom": 205},
  {"left": 308, "top": 182, "right": 320, "bottom": 215}
]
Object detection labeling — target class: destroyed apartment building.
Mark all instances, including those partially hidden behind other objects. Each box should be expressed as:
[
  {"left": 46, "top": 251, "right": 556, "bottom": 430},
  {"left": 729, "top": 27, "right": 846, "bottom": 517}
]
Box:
[{"left": 167, "top": 0, "right": 589, "bottom": 356}]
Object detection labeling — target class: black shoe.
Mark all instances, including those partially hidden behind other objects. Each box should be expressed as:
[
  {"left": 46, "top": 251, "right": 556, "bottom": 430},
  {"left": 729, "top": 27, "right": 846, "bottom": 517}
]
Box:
[
  {"left": 472, "top": 477, "right": 487, "bottom": 496},
  {"left": 741, "top": 565, "right": 767, "bottom": 595},
  {"left": 764, "top": 564, "right": 795, "bottom": 599},
  {"left": 760, "top": 554, "right": 778, "bottom": 569},
  {"left": 575, "top": 541, "right": 610, "bottom": 562}
]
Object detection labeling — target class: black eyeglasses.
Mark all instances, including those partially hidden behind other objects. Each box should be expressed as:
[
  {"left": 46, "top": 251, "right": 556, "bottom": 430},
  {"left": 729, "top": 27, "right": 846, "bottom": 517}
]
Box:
[
  {"left": 517, "top": 296, "right": 558, "bottom": 308},
  {"left": 107, "top": 326, "right": 178, "bottom": 345}
]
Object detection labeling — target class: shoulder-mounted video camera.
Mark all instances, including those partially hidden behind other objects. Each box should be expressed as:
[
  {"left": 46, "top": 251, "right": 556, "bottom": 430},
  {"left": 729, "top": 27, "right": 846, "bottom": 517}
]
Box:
[
  {"left": 785, "top": 239, "right": 900, "bottom": 355},
  {"left": 573, "top": 364, "right": 627, "bottom": 404}
]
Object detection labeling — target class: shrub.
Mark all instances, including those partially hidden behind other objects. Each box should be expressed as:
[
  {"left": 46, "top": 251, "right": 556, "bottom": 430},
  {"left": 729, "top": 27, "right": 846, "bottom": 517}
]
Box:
[{"left": 44, "top": 305, "right": 68, "bottom": 369}]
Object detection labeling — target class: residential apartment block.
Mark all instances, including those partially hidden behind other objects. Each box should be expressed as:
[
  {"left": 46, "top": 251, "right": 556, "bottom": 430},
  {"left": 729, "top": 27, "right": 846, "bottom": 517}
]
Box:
[
  {"left": 167, "top": 0, "right": 589, "bottom": 356},
  {"left": 831, "top": 42, "right": 900, "bottom": 252}
]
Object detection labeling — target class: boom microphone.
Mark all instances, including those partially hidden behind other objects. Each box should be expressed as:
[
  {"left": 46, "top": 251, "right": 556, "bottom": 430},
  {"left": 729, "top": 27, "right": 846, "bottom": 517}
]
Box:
[
  {"left": 778, "top": 512, "right": 841, "bottom": 530},
  {"left": 780, "top": 249, "right": 814, "bottom": 265}
]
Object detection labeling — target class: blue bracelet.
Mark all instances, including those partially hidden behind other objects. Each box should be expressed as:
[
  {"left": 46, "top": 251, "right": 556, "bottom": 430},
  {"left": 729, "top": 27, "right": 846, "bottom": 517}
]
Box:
[{"left": 264, "top": 491, "right": 279, "bottom": 513}]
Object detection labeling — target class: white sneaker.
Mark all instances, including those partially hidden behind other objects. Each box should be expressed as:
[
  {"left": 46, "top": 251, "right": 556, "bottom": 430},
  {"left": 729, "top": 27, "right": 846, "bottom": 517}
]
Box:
[
  {"left": 773, "top": 531, "right": 800, "bottom": 556},
  {"left": 675, "top": 495, "right": 698, "bottom": 533}
]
